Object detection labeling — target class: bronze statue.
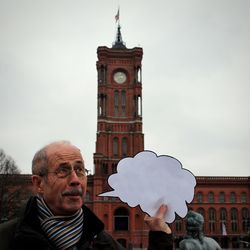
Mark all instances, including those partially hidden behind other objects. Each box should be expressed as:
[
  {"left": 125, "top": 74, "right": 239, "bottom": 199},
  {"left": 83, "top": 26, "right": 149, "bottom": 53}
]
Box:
[{"left": 179, "top": 211, "right": 222, "bottom": 250}]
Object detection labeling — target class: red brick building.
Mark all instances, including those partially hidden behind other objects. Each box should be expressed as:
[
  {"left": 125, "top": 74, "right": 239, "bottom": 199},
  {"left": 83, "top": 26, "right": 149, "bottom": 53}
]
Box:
[
  {"left": 1, "top": 24, "right": 249, "bottom": 249},
  {"left": 83, "top": 25, "right": 250, "bottom": 249}
]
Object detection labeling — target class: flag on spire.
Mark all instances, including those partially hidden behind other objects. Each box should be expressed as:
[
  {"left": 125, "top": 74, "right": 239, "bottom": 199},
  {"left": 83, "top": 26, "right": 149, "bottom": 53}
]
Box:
[{"left": 115, "top": 8, "right": 120, "bottom": 22}]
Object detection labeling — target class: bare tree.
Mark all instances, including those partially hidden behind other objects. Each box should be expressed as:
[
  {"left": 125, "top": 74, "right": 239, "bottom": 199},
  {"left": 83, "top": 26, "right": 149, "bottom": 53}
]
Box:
[{"left": 0, "top": 149, "right": 21, "bottom": 222}]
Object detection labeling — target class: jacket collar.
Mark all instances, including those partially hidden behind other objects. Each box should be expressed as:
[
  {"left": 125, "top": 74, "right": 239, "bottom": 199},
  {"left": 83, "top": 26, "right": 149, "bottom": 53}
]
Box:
[{"left": 19, "top": 196, "right": 104, "bottom": 242}]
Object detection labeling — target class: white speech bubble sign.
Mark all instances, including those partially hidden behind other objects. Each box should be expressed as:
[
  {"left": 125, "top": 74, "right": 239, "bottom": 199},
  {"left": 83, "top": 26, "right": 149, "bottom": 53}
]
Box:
[{"left": 99, "top": 150, "right": 196, "bottom": 223}]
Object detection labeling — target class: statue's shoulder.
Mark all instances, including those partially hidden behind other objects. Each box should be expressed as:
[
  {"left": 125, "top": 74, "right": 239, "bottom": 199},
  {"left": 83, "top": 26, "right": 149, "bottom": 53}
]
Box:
[
  {"left": 203, "top": 237, "right": 222, "bottom": 249},
  {"left": 179, "top": 238, "right": 203, "bottom": 250}
]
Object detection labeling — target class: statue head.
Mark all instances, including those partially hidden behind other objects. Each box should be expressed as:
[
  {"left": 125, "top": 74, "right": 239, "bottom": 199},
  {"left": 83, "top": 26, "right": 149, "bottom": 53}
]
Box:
[{"left": 186, "top": 210, "right": 204, "bottom": 233}]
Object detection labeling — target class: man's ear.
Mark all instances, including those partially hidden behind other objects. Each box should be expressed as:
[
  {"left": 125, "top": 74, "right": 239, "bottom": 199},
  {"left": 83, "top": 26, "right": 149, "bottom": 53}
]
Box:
[{"left": 32, "top": 175, "right": 45, "bottom": 194}]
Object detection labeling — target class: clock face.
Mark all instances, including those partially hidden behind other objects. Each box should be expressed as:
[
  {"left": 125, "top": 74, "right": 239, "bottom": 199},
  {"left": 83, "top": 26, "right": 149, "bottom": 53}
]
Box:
[{"left": 113, "top": 71, "right": 127, "bottom": 84}]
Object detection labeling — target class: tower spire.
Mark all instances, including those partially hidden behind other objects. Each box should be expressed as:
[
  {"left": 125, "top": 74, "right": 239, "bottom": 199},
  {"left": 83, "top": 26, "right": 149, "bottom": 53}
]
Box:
[{"left": 112, "top": 8, "right": 126, "bottom": 49}]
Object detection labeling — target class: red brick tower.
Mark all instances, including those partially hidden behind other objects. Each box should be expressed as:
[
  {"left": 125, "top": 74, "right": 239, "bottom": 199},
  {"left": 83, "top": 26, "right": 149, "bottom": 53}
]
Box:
[
  {"left": 91, "top": 24, "right": 146, "bottom": 247},
  {"left": 94, "top": 25, "right": 144, "bottom": 177}
]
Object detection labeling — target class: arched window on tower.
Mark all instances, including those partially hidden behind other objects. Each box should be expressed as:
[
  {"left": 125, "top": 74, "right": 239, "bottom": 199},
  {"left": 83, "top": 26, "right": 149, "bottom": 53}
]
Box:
[
  {"left": 98, "top": 65, "right": 106, "bottom": 85},
  {"left": 114, "top": 207, "right": 129, "bottom": 231},
  {"left": 122, "top": 137, "right": 128, "bottom": 157},
  {"left": 231, "top": 208, "right": 238, "bottom": 232},
  {"left": 137, "top": 67, "right": 141, "bottom": 83},
  {"left": 121, "top": 90, "right": 126, "bottom": 116},
  {"left": 137, "top": 96, "right": 142, "bottom": 116},
  {"left": 98, "top": 94, "right": 106, "bottom": 116},
  {"left": 113, "top": 137, "right": 119, "bottom": 157},
  {"left": 114, "top": 90, "right": 119, "bottom": 116}
]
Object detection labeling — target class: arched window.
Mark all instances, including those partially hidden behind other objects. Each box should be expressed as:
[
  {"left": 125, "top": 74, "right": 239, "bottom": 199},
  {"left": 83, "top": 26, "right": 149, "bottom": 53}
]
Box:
[
  {"left": 241, "top": 192, "right": 247, "bottom": 203},
  {"left": 121, "top": 90, "right": 126, "bottom": 116},
  {"left": 208, "top": 192, "right": 214, "bottom": 203},
  {"left": 114, "top": 90, "right": 119, "bottom": 116},
  {"left": 230, "top": 192, "right": 236, "bottom": 203},
  {"left": 114, "top": 207, "right": 129, "bottom": 231},
  {"left": 197, "top": 192, "right": 203, "bottom": 203},
  {"left": 208, "top": 208, "right": 216, "bottom": 233},
  {"left": 197, "top": 208, "right": 205, "bottom": 218},
  {"left": 98, "top": 65, "right": 106, "bottom": 84},
  {"left": 231, "top": 208, "right": 238, "bottom": 232},
  {"left": 137, "top": 96, "right": 142, "bottom": 116},
  {"left": 219, "top": 192, "right": 225, "bottom": 203},
  {"left": 98, "top": 94, "right": 106, "bottom": 116},
  {"left": 220, "top": 208, "right": 227, "bottom": 235},
  {"left": 122, "top": 137, "right": 128, "bottom": 157},
  {"left": 137, "top": 67, "right": 141, "bottom": 83},
  {"left": 242, "top": 208, "right": 249, "bottom": 233},
  {"left": 113, "top": 137, "right": 119, "bottom": 157}
]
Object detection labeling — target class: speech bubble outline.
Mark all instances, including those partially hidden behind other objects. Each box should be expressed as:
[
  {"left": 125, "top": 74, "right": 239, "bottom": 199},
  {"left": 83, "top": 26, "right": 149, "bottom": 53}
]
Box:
[{"left": 99, "top": 150, "right": 196, "bottom": 223}]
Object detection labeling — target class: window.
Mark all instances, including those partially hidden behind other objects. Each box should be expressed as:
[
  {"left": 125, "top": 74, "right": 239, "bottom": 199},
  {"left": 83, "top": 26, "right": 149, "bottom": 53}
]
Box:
[
  {"left": 241, "top": 192, "right": 247, "bottom": 203},
  {"left": 98, "top": 65, "right": 106, "bottom": 84},
  {"left": 219, "top": 192, "right": 225, "bottom": 203},
  {"left": 220, "top": 208, "right": 227, "bottom": 235},
  {"left": 136, "top": 67, "right": 141, "bottom": 83},
  {"left": 114, "top": 207, "right": 129, "bottom": 231},
  {"left": 113, "top": 137, "right": 119, "bottom": 157},
  {"left": 98, "top": 94, "right": 106, "bottom": 116},
  {"left": 121, "top": 91, "right": 126, "bottom": 116},
  {"left": 208, "top": 208, "right": 216, "bottom": 233},
  {"left": 242, "top": 208, "right": 249, "bottom": 233},
  {"left": 208, "top": 192, "right": 214, "bottom": 203},
  {"left": 197, "top": 208, "right": 205, "bottom": 218},
  {"left": 197, "top": 192, "right": 203, "bottom": 203},
  {"left": 114, "top": 90, "right": 119, "bottom": 116},
  {"left": 122, "top": 137, "right": 128, "bottom": 157},
  {"left": 231, "top": 208, "right": 238, "bottom": 232},
  {"left": 230, "top": 192, "right": 236, "bottom": 203},
  {"left": 137, "top": 96, "right": 142, "bottom": 116}
]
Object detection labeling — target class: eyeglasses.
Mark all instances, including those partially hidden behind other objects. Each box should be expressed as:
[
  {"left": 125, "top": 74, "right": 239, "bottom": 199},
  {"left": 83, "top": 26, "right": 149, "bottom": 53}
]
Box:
[{"left": 46, "top": 164, "right": 88, "bottom": 178}]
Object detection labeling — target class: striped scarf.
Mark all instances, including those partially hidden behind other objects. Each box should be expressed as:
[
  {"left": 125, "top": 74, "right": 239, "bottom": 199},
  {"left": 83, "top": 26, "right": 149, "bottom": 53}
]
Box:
[{"left": 36, "top": 196, "right": 83, "bottom": 250}]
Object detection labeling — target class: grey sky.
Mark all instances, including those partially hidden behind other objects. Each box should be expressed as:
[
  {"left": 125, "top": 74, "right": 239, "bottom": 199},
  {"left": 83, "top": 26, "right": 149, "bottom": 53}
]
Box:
[{"left": 0, "top": 0, "right": 249, "bottom": 176}]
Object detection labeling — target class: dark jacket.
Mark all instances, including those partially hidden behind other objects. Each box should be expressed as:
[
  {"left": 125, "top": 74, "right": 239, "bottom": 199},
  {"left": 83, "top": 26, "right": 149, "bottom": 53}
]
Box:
[{"left": 0, "top": 196, "right": 173, "bottom": 250}]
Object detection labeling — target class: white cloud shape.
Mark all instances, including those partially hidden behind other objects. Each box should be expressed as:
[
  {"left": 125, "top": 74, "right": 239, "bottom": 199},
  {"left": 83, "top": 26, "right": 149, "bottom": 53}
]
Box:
[{"left": 99, "top": 151, "right": 196, "bottom": 223}]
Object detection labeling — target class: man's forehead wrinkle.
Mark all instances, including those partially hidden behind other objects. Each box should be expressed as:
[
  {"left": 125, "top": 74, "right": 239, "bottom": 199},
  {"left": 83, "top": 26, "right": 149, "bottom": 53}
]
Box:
[{"left": 49, "top": 152, "right": 83, "bottom": 164}]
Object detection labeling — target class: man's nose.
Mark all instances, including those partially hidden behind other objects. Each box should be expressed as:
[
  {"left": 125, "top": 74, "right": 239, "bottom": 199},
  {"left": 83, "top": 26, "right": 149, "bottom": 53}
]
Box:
[{"left": 68, "top": 169, "right": 81, "bottom": 185}]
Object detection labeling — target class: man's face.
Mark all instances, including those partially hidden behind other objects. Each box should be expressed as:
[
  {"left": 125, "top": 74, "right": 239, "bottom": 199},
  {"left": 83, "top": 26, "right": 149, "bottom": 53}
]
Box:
[{"left": 38, "top": 144, "right": 87, "bottom": 215}]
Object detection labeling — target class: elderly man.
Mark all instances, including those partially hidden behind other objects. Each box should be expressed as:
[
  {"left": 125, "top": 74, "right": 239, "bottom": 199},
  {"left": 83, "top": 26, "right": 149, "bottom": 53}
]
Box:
[
  {"left": 179, "top": 210, "right": 221, "bottom": 250},
  {"left": 0, "top": 141, "right": 173, "bottom": 250}
]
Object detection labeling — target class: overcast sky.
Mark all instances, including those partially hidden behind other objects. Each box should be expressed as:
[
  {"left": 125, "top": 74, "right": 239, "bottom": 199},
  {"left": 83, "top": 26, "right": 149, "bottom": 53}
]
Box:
[{"left": 0, "top": 0, "right": 249, "bottom": 176}]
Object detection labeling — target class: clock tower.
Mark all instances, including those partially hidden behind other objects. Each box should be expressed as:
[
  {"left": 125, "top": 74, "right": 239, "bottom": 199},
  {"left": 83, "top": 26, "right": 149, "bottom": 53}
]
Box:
[
  {"left": 94, "top": 24, "right": 144, "bottom": 179},
  {"left": 91, "top": 24, "right": 146, "bottom": 247}
]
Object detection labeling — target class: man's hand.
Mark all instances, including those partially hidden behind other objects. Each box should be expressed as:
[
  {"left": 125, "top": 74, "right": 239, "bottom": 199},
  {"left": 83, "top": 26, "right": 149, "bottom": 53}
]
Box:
[{"left": 144, "top": 204, "right": 172, "bottom": 234}]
